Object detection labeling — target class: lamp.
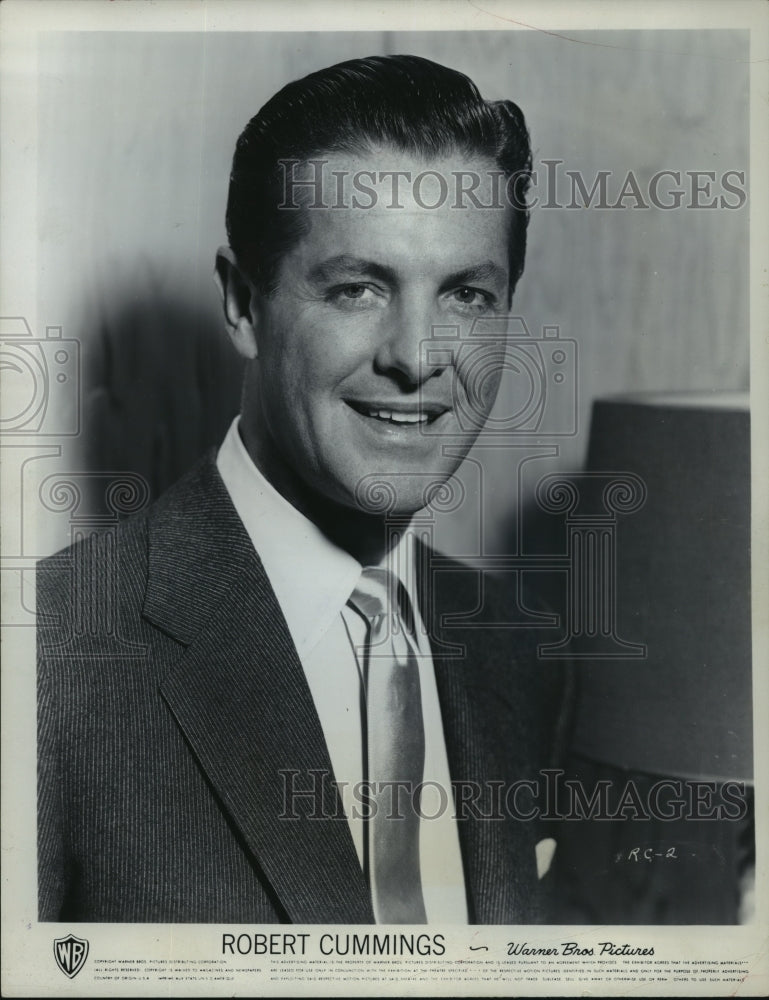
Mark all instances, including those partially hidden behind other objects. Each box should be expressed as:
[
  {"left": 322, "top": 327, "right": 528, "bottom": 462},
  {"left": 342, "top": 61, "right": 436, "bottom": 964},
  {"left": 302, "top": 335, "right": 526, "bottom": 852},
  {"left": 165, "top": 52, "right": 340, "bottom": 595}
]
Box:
[
  {"left": 553, "top": 391, "right": 753, "bottom": 924},
  {"left": 572, "top": 390, "right": 752, "bottom": 782}
]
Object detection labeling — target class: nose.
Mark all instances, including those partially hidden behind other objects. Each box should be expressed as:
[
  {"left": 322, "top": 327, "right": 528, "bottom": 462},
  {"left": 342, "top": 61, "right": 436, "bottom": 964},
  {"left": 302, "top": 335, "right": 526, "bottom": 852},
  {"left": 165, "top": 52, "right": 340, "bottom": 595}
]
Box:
[{"left": 373, "top": 294, "right": 445, "bottom": 388}]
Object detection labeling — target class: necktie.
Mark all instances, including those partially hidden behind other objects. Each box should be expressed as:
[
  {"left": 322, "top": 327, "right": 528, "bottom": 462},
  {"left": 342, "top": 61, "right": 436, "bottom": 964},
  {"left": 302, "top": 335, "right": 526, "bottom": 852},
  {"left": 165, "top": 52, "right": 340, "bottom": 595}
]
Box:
[{"left": 348, "top": 567, "right": 428, "bottom": 923}]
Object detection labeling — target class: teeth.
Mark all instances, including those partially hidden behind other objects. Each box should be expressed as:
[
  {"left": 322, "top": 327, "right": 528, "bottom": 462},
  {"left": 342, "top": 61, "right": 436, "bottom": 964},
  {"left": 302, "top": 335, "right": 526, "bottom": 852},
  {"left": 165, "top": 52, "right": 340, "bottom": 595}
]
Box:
[{"left": 364, "top": 408, "right": 429, "bottom": 424}]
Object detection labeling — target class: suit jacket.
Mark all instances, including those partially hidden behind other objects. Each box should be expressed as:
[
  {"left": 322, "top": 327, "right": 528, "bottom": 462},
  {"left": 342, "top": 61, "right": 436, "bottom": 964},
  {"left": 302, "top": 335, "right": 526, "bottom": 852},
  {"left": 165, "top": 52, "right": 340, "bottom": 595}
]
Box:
[{"left": 37, "top": 454, "right": 570, "bottom": 923}]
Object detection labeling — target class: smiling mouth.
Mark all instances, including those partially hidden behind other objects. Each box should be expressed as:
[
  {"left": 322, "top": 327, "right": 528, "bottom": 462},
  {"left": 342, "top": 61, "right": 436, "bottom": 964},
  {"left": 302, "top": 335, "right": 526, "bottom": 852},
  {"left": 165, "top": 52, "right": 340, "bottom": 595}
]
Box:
[{"left": 345, "top": 400, "right": 448, "bottom": 426}]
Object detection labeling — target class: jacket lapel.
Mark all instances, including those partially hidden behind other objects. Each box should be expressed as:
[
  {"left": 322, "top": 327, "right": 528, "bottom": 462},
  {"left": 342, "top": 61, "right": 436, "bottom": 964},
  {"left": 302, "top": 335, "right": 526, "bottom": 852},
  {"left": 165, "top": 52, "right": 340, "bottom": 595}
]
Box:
[
  {"left": 417, "top": 543, "right": 541, "bottom": 923},
  {"left": 145, "top": 456, "right": 374, "bottom": 923}
]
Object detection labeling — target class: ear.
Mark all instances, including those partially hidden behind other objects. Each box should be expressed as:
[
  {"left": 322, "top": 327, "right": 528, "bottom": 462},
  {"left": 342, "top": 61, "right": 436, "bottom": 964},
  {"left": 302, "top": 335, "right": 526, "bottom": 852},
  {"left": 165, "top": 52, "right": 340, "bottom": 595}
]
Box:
[{"left": 214, "top": 246, "right": 259, "bottom": 360}]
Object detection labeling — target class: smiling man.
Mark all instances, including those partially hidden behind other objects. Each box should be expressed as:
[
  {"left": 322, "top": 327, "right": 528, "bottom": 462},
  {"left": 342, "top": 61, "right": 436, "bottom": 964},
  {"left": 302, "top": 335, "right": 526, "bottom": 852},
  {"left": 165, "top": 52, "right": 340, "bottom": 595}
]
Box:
[{"left": 37, "top": 55, "right": 568, "bottom": 924}]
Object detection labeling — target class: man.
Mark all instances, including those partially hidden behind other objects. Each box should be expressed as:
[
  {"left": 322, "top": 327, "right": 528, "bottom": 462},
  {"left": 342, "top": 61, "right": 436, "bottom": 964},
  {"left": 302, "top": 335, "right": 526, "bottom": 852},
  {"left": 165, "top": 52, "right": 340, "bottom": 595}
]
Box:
[{"left": 37, "top": 55, "right": 568, "bottom": 923}]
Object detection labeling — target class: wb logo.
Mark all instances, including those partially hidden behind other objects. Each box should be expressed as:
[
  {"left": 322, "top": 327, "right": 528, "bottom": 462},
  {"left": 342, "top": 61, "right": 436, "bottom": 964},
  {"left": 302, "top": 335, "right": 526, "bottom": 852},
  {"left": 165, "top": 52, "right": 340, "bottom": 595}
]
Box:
[{"left": 53, "top": 933, "right": 89, "bottom": 978}]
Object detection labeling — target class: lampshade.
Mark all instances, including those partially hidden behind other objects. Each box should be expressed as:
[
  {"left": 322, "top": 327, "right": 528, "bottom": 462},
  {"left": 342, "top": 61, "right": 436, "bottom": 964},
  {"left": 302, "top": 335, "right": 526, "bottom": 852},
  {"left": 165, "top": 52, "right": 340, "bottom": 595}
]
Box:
[{"left": 569, "top": 391, "right": 752, "bottom": 782}]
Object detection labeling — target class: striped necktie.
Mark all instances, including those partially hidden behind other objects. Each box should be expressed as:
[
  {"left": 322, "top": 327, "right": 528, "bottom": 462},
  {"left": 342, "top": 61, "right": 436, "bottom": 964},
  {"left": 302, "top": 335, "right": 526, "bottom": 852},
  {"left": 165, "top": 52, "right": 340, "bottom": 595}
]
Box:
[{"left": 348, "top": 566, "right": 427, "bottom": 924}]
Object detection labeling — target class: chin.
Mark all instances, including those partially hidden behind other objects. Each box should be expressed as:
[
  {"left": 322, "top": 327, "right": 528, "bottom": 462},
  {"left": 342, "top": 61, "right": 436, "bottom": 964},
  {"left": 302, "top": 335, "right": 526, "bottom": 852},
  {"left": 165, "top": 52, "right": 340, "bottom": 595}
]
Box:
[{"left": 346, "top": 465, "right": 464, "bottom": 518}]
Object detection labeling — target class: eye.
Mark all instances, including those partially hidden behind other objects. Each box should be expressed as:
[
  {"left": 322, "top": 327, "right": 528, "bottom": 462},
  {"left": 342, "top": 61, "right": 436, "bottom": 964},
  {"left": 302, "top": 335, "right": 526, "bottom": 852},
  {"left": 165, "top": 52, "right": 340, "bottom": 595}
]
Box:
[
  {"left": 325, "top": 283, "right": 385, "bottom": 309},
  {"left": 449, "top": 286, "right": 495, "bottom": 312},
  {"left": 339, "top": 284, "right": 367, "bottom": 299}
]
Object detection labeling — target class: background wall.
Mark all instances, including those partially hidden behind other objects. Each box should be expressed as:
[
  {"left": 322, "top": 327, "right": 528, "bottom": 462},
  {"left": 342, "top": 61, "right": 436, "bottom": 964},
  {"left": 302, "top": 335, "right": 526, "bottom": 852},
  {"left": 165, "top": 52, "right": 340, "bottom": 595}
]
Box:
[{"left": 36, "top": 29, "right": 749, "bottom": 557}]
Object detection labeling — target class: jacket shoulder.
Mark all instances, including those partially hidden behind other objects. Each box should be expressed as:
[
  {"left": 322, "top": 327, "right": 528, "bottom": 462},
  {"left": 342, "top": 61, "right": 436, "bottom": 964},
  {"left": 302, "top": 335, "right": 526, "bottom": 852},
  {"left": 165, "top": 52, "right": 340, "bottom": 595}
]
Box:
[
  {"left": 36, "top": 509, "right": 151, "bottom": 653},
  {"left": 36, "top": 453, "right": 222, "bottom": 626},
  {"left": 426, "top": 551, "right": 575, "bottom": 768}
]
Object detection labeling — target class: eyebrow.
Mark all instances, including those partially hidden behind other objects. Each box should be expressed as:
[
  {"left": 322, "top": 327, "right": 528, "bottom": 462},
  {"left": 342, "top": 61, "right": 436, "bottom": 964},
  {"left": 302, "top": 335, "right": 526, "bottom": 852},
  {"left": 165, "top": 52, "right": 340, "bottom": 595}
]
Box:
[
  {"left": 439, "top": 260, "right": 509, "bottom": 291},
  {"left": 307, "top": 254, "right": 508, "bottom": 290},
  {"left": 307, "top": 255, "right": 397, "bottom": 286}
]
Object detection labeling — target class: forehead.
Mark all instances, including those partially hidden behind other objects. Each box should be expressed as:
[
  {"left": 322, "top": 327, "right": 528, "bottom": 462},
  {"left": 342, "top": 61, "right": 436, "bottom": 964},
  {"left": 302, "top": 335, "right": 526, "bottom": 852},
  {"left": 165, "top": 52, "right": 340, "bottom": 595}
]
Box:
[{"left": 282, "top": 148, "right": 511, "bottom": 278}]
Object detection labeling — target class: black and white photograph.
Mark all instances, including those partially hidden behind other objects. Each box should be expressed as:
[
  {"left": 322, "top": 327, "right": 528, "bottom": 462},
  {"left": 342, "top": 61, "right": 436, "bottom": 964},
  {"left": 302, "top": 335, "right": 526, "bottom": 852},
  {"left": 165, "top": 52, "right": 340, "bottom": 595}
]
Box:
[{"left": 1, "top": 0, "right": 767, "bottom": 995}]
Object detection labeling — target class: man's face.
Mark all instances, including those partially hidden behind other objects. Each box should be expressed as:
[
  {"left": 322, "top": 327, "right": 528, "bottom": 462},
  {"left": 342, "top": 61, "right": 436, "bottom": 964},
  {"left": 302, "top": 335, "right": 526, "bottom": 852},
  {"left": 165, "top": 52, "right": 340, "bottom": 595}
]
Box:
[{"left": 238, "top": 148, "right": 513, "bottom": 515}]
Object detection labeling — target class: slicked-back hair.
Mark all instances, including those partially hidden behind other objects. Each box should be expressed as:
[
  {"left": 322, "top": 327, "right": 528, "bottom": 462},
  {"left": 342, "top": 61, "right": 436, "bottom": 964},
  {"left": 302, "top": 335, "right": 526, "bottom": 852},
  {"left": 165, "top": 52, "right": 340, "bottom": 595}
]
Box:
[{"left": 226, "top": 54, "right": 532, "bottom": 299}]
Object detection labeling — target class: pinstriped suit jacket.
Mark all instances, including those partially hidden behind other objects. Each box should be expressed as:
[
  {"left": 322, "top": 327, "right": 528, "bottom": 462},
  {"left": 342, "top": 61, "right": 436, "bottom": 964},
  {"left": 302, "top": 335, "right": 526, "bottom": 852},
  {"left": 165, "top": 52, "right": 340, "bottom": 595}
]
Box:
[{"left": 37, "top": 454, "right": 568, "bottom": 923}]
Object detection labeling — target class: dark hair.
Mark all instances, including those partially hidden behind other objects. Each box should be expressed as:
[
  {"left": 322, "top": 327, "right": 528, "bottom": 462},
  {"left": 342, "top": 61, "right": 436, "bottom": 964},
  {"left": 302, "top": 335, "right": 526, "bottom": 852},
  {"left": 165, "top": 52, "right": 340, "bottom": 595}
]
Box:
[{"left": 226, "top": 54, "right": 532, "bottom": 299}]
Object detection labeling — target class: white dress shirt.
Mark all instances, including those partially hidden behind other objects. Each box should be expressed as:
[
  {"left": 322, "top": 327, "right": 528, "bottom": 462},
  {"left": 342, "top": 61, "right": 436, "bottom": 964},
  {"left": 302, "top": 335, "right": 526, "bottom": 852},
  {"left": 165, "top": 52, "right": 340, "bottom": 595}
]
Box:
[{"left": 217, "top": 417, "right": 468, "bottom": 923}]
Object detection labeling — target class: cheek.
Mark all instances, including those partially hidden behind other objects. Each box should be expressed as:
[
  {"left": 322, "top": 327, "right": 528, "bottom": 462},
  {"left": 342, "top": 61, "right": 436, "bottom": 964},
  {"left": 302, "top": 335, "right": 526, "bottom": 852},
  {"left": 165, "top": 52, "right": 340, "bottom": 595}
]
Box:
[
  {"left": 276, "top": 321, "right": 370, "bottom": 396},
  {"left": 454, "top": 347, "right": 504, "bottom": 413},
  {"left": 259, "top": 331, "right": 355, "bottom": 448},
  {"left": 259, "top": 324, "right": 321, "bottom": 401}
]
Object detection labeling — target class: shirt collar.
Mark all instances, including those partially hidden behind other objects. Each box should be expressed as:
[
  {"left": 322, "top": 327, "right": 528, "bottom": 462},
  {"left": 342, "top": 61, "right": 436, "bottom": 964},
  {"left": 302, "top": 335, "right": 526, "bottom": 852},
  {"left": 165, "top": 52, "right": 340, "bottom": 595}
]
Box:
[{"left": 216, "top": 417, "right": 418, "bottom": 658}]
